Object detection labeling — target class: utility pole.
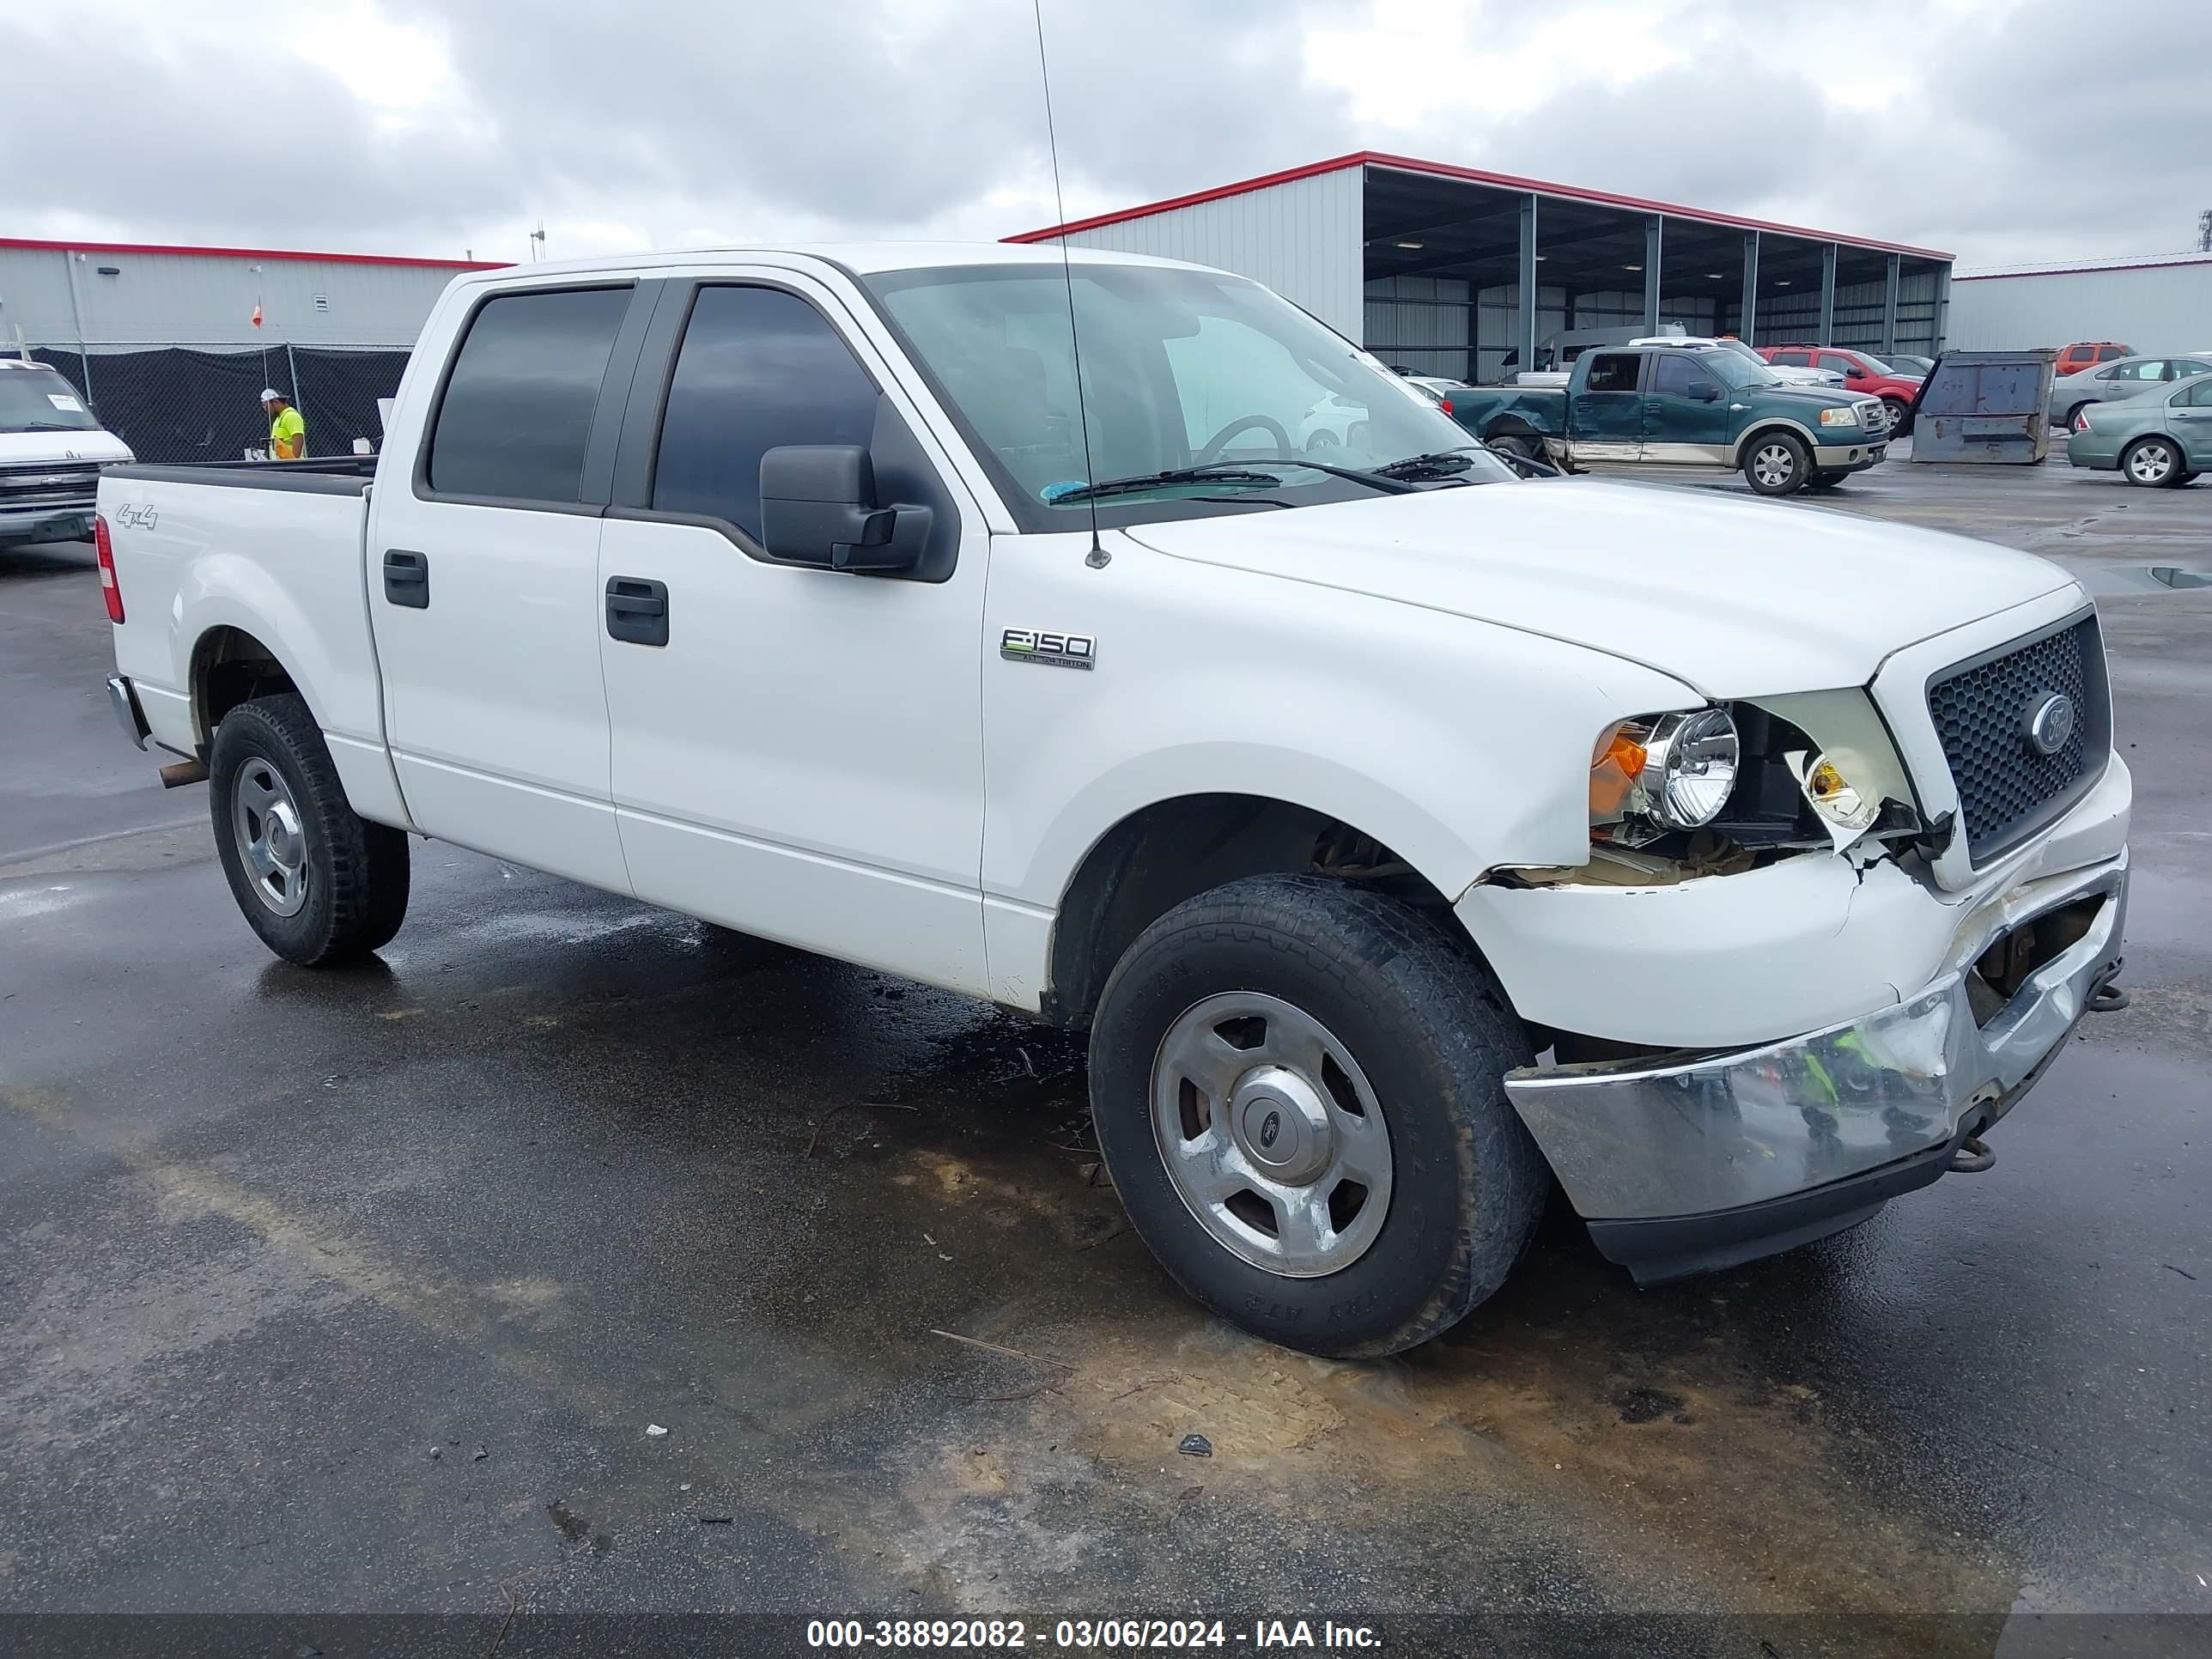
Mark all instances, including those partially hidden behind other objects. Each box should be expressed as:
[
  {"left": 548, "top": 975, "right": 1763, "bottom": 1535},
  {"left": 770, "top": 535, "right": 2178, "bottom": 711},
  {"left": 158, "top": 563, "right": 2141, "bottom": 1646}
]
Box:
[{"left": 528, "top": 222, "right": 547, "bottom": 262}]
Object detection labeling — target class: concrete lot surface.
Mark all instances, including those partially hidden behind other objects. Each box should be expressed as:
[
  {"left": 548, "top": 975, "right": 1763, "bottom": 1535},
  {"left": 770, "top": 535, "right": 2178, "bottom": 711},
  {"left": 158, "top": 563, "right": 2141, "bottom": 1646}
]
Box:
[{"left": 3, "top": 458, "right": 2208, "bottom": 1656}]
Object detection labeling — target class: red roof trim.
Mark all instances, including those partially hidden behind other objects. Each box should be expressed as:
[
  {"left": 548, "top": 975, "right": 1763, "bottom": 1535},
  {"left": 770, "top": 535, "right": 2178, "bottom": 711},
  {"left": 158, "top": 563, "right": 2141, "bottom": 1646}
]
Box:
[
  {"left": 1954, "top": 256, "right": 2212, "bottom": 282},
  {"left": 0, "top": 236, "right": 505, "bottom": 271},
  {"left": 1007, "top": 150, "right": 1952, "bottom": 262}
]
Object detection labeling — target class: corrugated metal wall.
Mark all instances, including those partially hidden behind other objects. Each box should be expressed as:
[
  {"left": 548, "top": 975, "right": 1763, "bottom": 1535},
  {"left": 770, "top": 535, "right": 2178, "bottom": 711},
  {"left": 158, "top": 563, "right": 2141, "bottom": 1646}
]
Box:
[
  {"left": 1060, "top": 166, "right": 1366, "bottom": 337},
  {"left": 1948, "top": 260, "right": 2212, "bottom": 356},
  {"left": 0, "top": 245, "right": 465, "bottom": 348}
]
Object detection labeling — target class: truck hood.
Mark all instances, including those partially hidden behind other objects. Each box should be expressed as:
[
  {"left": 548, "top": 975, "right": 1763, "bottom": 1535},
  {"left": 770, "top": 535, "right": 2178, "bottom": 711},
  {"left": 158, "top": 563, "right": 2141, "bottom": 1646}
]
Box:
[
  {"left": 0, "top": 428, "right": 133, "bottom": 465},
  {"left": 1121, "top": 478, "right": 2076, "bottom": 700}
]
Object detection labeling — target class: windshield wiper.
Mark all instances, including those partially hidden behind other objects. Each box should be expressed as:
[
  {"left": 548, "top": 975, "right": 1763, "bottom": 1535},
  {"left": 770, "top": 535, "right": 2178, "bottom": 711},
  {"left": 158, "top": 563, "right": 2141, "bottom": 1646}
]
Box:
[
  {"left": 1373, "top": 449, "right": 1488, "bottom": 483},
  {"left": 14, "top": 421, "right": 88, "bottom": 433},
  {"left": 1049, "top": 459, "right": 1415, "bottom": 505}
]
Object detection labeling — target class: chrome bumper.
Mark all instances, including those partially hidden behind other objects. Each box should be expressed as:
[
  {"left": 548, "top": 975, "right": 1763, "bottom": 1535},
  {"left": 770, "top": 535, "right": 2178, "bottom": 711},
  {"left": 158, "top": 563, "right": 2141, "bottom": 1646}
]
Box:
[
  {"left": 1504, "top": 850, "right": 2128, "bottom": 1222},
  {"left": 106, "top": 675, "right": 149, "bottom": 750}
]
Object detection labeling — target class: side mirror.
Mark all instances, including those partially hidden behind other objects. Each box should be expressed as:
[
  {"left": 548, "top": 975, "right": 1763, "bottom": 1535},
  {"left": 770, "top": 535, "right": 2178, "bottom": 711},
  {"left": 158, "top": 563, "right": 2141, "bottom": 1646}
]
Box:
[
  {"left": 758, "top": 444, "right": 927, "bottom": 574},
  {"left": 1687, "top": 381, "right": 1720, "bottom": 402}
]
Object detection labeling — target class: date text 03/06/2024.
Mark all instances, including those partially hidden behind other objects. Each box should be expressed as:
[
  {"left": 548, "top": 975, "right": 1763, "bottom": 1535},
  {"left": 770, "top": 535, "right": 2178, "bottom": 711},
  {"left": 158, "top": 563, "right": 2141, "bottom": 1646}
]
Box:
[{"left": 805, "top": 1618, "right": 1382, "bottom": 1650}]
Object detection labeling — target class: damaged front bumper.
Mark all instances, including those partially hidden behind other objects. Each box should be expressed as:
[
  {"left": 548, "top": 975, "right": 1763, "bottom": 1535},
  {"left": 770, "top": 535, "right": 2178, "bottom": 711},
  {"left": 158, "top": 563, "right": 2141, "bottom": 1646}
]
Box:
[{"left": 1501, "top": 848, "right": 2128, "bottom": 1284}]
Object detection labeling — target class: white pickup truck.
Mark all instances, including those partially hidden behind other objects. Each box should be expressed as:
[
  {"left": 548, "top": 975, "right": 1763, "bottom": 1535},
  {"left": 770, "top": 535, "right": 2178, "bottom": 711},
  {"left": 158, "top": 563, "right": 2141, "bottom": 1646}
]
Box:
[{"left": 98, "top": 245, "right": 2130, "bottom": 1358}]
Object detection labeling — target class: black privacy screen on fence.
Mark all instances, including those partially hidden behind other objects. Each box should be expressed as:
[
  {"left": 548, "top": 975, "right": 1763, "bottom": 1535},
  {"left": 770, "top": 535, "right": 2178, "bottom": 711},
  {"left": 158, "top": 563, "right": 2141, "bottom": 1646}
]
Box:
[{"left": 33, "top": 346, "right": 411, "bottom": 465}]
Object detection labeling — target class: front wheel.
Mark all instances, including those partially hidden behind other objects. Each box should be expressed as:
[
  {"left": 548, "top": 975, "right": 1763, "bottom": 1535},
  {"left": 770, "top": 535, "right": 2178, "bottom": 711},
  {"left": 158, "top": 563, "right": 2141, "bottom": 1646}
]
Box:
[
  {"left": 1745, "top": 432, "right": 1811, "bottom": 495},
  {"left": 210, "top": 693, "right": 410, "bottom": 965},
  {"left": 2122, "top": 436, "right": 2185, "bottom": 488},
  {"left": 1881, "top": 398, "right": 1911, "bottom": 436},
  {"left": 1088, "top": 875, "right": 1547, "bottom": 1358}
]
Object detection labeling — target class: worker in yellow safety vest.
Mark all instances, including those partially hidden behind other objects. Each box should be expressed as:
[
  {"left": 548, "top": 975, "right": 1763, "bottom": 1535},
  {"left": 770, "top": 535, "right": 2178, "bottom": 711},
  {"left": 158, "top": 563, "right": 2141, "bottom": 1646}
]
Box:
[{"left": 260, "top": 387, "right": 306, "bottom": 460}]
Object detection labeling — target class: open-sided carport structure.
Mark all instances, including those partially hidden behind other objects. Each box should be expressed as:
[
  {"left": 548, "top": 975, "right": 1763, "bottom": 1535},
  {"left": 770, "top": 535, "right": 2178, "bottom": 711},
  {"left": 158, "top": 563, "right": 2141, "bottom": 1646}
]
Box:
[{"left": 1008, "top": 153, "right": 1952, "bottom": 385}]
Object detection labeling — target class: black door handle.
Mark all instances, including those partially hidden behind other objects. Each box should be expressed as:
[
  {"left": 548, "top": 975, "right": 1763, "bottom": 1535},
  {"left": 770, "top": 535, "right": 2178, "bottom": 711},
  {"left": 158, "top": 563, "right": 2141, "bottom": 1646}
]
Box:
[
  {"left": 605, "top": 576, "right": 668, "bottom": 647},
  {"left": 384, "top": 549, "right": 428, "bottom": 608}
]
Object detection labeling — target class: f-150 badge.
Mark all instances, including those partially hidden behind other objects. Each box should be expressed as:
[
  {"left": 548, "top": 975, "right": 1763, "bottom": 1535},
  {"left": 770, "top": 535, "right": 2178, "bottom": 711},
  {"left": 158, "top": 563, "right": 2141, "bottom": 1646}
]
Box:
[{"left": 1000, "top": 629, "right": 1095, "bottom": 670}]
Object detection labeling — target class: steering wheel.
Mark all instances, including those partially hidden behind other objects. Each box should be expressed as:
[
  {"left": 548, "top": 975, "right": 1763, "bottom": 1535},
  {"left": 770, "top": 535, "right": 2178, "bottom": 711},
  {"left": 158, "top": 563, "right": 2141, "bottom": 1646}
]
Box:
[{"left": 1193, "top": 414, "right": 1294, "bottom": 466}]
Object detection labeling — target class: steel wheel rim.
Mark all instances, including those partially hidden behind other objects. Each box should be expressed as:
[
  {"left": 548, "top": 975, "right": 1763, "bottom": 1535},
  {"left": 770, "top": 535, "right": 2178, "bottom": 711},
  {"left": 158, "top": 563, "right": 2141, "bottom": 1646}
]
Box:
[
  {"left": 231, "top": 758, "right": 310, "bottom": 917},
  {"left": 1753, "top": 444, "right": 1796, "bottom": 487},
  {"left": 2129, "top": 443, "right": 2173, "bottom": 483},
  {"left": 1150, "top": 990, "right": 1393, "bottom": 1278}
]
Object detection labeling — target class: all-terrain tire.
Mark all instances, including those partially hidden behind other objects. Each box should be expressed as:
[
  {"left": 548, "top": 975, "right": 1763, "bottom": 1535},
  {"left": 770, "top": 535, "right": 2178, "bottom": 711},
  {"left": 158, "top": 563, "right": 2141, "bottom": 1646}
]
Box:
[
  {"left": 1088, "top": 874, "right": 1547, "bottom": 1358},
  {"left": 209, "top": 693, "right": 410, "bottom": 965}
]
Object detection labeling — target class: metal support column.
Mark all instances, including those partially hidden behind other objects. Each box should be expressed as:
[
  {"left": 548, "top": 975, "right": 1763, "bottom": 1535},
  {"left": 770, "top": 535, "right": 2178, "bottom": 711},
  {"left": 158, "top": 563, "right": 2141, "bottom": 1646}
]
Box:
[
  {"left": 1881, "top": 253, "right": 1901, "bottom": 356},
  {"left": 1930, "top": 264, "right": 1951, "bottom": 354},
  {"left": 1516, "top": 194, "right": 1539, "bottom": 375},
  {"left": 1740, "top": 231, "right": 1759, "bottom": 345},
  {"left": 1644, "top": 215, "right": 1662, "bottom": 332},
  {"left": 1819, "top": 245, "right": 1838, "bottom": 345}
]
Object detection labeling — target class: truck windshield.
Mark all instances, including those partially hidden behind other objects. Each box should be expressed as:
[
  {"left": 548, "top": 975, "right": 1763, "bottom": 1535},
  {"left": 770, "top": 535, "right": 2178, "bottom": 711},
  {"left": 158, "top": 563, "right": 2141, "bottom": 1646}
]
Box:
[
  {"left": 862, "top": 262, "right": 1509, "bottom": 530},
  {"left": 0, "top": 367, "right": 101, "bottom": 433},
  {"left": 1699, "top": 350, "right": 1783, "bottom": 389}
]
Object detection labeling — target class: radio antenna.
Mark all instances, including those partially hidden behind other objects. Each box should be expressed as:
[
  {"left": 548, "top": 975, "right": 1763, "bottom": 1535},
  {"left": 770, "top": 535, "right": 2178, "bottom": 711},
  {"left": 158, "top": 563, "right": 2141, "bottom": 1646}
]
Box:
[{"left": 1031, "top": 0, "right": 1107, "bottom": 567}]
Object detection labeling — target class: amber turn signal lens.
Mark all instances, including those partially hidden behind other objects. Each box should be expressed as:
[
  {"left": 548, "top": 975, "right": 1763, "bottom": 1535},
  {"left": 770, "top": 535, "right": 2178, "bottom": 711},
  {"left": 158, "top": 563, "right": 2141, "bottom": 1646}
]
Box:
[{"left": 1589, "top": 728, "right": 1648, "bottom": 817}]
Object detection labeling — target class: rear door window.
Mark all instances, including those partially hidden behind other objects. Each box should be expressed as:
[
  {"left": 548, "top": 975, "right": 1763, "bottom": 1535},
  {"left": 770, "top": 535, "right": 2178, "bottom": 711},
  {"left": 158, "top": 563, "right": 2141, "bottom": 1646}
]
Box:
[
  {"left": 426, "top": 286, "right": 633, "bottom": 503},
  {"left": 1583, "top": 354, "right": 1641, "bottom": 393},
  {"left": 652, "top": 285, "right": 879, "bottom": 542}
]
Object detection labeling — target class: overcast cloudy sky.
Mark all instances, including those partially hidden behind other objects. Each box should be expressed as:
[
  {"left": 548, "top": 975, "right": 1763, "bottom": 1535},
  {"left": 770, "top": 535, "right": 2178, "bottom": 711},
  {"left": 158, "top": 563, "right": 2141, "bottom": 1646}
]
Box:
[{"left": 3, "top": 0, "right": 2204, "bottom": 270}]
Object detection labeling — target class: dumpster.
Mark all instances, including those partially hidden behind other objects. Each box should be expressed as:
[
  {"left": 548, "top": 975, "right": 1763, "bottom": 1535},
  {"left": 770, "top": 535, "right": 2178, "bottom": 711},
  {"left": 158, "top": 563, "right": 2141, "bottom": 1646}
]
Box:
[{"left": 1910, "top": 349, "right": 2057, "bottom": 463}]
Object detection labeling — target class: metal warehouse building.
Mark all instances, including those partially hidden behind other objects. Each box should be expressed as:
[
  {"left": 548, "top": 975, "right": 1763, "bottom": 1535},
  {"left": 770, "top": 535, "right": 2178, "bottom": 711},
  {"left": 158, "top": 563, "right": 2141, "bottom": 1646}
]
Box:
[
  {"left": 0, "top": 237, "right": 490, "bottom": 350},
  {"left": 0, "top": 237, "right": 498, "bottom": 463},
  {"left": 1947, "top": 252, "right": 2212, "bottom": 357},
  {"left": 1010, "top": 152, "right": 1954, "bottom": 383}
]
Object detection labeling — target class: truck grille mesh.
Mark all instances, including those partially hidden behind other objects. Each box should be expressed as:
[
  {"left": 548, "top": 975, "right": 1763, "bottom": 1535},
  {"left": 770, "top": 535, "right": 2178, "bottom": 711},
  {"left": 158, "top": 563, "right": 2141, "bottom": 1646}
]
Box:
[{"left": 1927, "top": 614, "right": 2107, "bottom": 863}]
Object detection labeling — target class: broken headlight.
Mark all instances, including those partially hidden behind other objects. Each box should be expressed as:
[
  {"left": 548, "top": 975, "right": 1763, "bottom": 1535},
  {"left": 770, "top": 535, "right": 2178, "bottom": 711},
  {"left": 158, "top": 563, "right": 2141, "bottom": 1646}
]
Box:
[{"left": 1589, "top": 708, "right": 1740, "bottom": 846}]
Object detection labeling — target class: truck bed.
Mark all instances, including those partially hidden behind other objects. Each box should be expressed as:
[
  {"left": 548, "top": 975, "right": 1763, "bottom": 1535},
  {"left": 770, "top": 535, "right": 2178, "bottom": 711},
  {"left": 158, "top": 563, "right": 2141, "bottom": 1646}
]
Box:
[{"left": 97, "top": 459, "right": 395, "bottom": 820}]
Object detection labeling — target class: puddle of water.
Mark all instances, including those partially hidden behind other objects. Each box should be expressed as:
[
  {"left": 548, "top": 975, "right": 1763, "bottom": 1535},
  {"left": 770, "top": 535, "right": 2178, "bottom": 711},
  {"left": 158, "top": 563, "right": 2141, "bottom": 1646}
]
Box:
[{"left": 2148, "top": 565, "right": 2211, "bottom": 590}]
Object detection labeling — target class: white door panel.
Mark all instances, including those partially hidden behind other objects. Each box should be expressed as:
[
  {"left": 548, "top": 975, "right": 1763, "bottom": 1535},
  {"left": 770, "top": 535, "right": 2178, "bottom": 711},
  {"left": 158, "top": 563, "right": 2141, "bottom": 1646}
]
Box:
[
  {"left": 367, "top": 281, "right": 640, "bottom": 893},
  {"left": 597, "top": 274, "right": 990, "bottom": 995}
]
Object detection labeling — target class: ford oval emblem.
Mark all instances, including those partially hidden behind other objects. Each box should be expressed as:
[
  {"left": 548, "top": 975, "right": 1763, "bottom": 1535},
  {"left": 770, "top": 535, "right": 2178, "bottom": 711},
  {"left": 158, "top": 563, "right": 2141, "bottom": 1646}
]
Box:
[
  {"left": 2026, "top": 692, "right": 2076, "bottom": 757},
  {"left": 1258, "top": 1109, "right": 1282, "bottom": 1150}
]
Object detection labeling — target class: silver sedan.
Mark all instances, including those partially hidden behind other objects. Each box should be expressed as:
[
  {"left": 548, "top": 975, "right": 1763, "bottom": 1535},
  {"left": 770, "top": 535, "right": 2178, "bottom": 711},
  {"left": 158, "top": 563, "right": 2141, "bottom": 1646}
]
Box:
[{"left": 2047, "top": 354, "right": 2212, "bottom": 429}]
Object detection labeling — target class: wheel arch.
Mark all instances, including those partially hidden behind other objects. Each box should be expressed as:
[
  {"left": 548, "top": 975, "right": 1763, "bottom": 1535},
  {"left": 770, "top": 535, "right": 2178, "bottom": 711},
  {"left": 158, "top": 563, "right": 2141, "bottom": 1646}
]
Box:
[
  {"left": 1732, "top": 417, "right": 1818, "bottom": 468},
  {"left": 1041, "top": 791, "right": 1474, "bottom": 1027},
  {"left": 190, "top": 623, "right": 303, "bottom": 750}
]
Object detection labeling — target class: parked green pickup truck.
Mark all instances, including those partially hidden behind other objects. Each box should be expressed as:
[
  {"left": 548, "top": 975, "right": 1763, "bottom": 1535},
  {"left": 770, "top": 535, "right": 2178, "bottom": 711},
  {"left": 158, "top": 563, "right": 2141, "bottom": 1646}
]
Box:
[{"left": 1453, "top": 343, "right": 1889, "bottom": 495}]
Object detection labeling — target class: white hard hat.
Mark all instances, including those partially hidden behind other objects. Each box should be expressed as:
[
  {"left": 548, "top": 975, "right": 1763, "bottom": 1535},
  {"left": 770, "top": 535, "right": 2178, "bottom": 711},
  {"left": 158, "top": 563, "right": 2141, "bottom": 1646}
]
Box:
[{"left": 260, "top": 387, "right": 283, "bottom": 402}]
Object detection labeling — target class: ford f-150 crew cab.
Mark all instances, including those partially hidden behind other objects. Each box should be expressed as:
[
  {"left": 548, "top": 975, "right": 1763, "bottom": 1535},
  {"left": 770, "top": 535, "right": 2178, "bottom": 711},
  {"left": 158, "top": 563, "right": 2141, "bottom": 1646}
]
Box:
[
  {"left": 98, "top": 246, "right": 2130, "bottom": 1358},
  {"left": 1451, "top": 342, "right": 1889, "bottom": 494}
]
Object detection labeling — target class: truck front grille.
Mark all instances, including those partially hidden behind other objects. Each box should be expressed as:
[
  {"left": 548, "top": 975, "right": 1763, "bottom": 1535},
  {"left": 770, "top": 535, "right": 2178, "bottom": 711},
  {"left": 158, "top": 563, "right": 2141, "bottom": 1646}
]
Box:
[
  {"left": 1927, "top": 612, "right": 2108, "bottom": 864},
  {"left": 0, "top": 462, "right": 100, "bottom": 511}
]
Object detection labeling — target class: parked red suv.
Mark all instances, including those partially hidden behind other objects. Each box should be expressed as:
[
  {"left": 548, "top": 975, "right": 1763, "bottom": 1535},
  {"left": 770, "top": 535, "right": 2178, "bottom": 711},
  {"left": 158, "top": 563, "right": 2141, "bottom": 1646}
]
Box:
[
  {"left": 1759, "top": 345, "right": 1925, "bottom": 434},
  {"left": 2056, "top": 342, "right": 2132, "bottom": 378}
]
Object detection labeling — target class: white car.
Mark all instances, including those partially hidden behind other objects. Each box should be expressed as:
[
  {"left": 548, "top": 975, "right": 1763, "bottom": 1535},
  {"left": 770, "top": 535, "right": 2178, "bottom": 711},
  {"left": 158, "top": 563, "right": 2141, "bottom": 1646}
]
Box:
[
  {"left": 98, "top": 244, "right": 2130, "bottom": 1358},
  {"left": 1631, "top": 335, "right": 1846, "bottom": 390},
  {"left": 0, "top": 357, "right": 134, "bottom": 550}
]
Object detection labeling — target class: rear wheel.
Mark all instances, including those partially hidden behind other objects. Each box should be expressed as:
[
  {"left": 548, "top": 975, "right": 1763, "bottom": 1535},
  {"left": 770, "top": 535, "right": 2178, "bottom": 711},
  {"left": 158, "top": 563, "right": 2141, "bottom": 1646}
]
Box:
[
  {"left": 210, "top": 693, "right": 410, "bottom": 965},
  {"left": 2122, "top": 436, "right": 2184, "bottom": 488},
  {"left": 1088, "top": 874, "right": 1547, "bottom": 1358},
  {"left": 1745, "top": 432, "right": 1811, "bottom": 495},
  {"left": 2063, "top": 403, "right": 2093, "bottom": 434},
  {"left": 1488, "top": 433, "right": 1540, "bottom": 465}
]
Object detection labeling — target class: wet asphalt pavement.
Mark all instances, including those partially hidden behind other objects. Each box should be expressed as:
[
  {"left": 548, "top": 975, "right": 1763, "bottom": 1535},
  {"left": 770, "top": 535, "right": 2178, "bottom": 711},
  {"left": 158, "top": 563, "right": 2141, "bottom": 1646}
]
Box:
[{"left": 2, "top": 455, "right": 2209, "bottom": 1656}]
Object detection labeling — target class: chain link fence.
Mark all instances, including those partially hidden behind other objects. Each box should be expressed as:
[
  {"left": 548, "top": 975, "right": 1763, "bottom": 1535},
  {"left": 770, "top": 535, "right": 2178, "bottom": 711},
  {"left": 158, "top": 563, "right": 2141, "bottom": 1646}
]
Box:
[{"left": 26, "top": 342, "right": 410, "bottom": 465}]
